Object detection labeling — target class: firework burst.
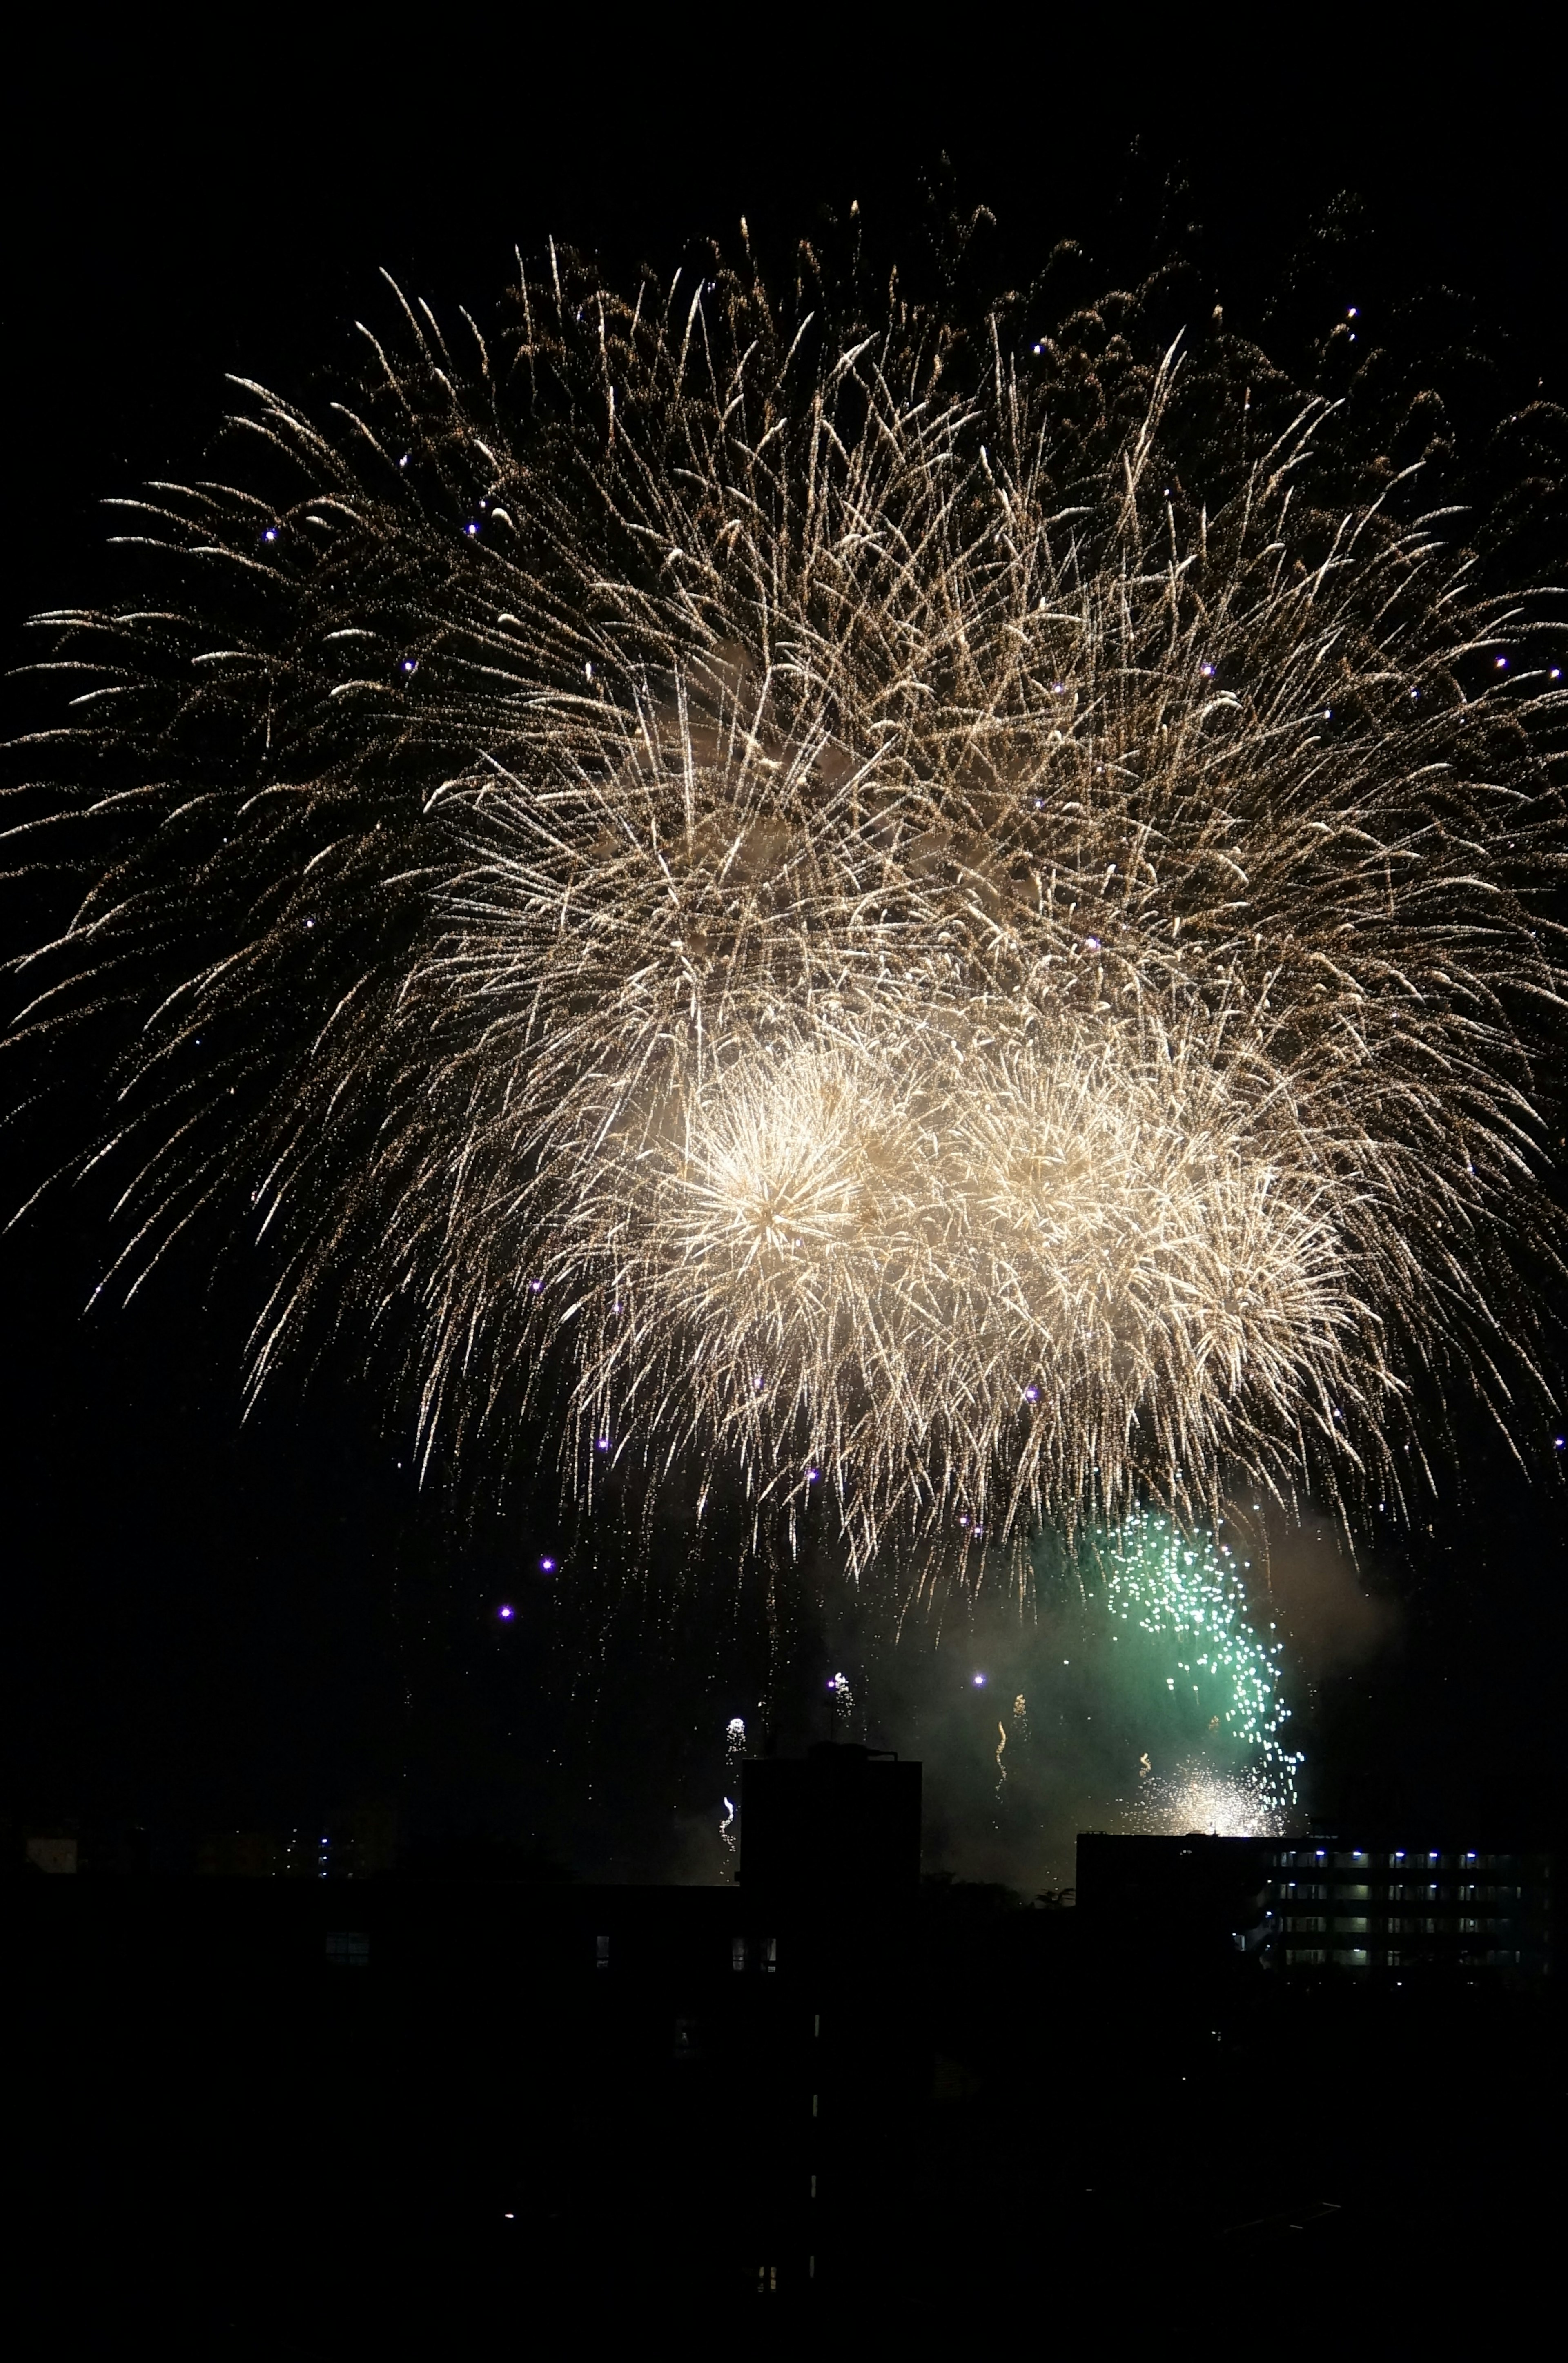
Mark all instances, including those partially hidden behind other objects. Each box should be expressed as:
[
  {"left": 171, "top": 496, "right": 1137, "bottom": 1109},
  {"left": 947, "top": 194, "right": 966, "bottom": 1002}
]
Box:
[
  {"left": 9, "top": 240, "right": 1564, "bottom": 1574},
  {"left": 1092, "top": 1509, "right": 1302, "bottom": 1820}
]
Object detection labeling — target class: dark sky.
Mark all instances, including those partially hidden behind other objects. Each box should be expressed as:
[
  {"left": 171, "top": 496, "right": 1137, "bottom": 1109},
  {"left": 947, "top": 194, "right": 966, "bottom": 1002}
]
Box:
[{"left": 2, "top": 25, "right": 1564, "bottom": 1872}]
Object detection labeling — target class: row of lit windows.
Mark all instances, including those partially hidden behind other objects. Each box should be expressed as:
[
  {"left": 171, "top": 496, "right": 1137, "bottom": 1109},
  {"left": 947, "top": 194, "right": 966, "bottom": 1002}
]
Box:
[
  {"left": 1282, "top": 1914, "right": 1519, "bottom": 1936},
  {"left": 1272, "top": 1849, "right": 1522, "bottom": 1872},
  {"left": 1278, "top": 1881, "right": 1525, "bottom": 1904},
  {"left": 1285, "top": 1945, "right": 1526, "bottom": 1969}
]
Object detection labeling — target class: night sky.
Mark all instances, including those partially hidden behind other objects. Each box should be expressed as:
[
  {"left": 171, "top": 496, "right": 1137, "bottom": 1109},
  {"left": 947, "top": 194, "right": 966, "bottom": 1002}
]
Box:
[{"left": 3, "top": 28, "right": 1564, "bottom": 1877}]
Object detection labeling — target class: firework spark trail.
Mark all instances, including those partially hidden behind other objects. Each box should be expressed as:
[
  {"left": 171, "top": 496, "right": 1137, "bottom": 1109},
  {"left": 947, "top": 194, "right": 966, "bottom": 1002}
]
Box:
[
  {"left": 8, "top": 243, "right": 1565, "bottom": 1573},
  {"left": 1091, "top": 1509, "right": 1303, "bottom": 1817},
  {"left": 720, "top": 1713, "right": 746, "bottom": 1858}
]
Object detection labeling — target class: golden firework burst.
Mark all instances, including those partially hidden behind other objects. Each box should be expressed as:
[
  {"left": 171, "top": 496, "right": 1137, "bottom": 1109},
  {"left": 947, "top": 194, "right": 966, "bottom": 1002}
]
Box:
[{"left": 11, "top": 243, "right": 1564, "bottom": 1571}]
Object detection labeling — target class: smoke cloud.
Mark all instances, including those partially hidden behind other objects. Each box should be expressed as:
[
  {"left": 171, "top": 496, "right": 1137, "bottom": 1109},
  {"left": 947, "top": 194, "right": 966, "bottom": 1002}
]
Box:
[{"left": 1257, "top": 1510, "right": 1403, "bottom": 1680}]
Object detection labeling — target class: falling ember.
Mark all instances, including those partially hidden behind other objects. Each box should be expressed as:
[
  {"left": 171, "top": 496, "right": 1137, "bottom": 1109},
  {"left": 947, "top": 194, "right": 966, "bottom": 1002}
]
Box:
[{"left": 13, "top": 237, "right": 1564, "bottom": 1577}]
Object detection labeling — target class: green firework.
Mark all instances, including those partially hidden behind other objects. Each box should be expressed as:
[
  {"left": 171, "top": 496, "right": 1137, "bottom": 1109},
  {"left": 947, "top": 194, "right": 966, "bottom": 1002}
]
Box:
[{"left": 1087, "top": 1511, "right": 1302, "bottom": 1814}]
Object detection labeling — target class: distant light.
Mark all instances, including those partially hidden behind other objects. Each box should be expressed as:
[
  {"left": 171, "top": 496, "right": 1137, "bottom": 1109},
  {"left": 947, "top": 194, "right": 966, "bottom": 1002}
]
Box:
[
  {"left": 262, "top": 528, "right": 277, "bottom": 542},
  {"left": 540, "top": 1556, "right": 556, "bottom": 1572},
  {"left": 596, "top": 1436, "right": 610, "bottom": 1451},
  {"left": 401, "top": 658, "right": 416, "bottom": 673},
  {"left": 1495, "top": 655, "right": 1508, "bottom": 669},
  {"left": 807, "top": 1467, "right": 820, "bottom": 1482},
  {"left": 1023, "top": 1386, "right": 1039, "bottom": 1402},
  {"left": 972, "top": 1673, "right": 986, "bottom": 1686},
  {"left": 497, "top": 1604, "right": 514, "bottom": 1621},
  {"left": 465, "top": 522, "right": 479, "bottom": 536}
]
